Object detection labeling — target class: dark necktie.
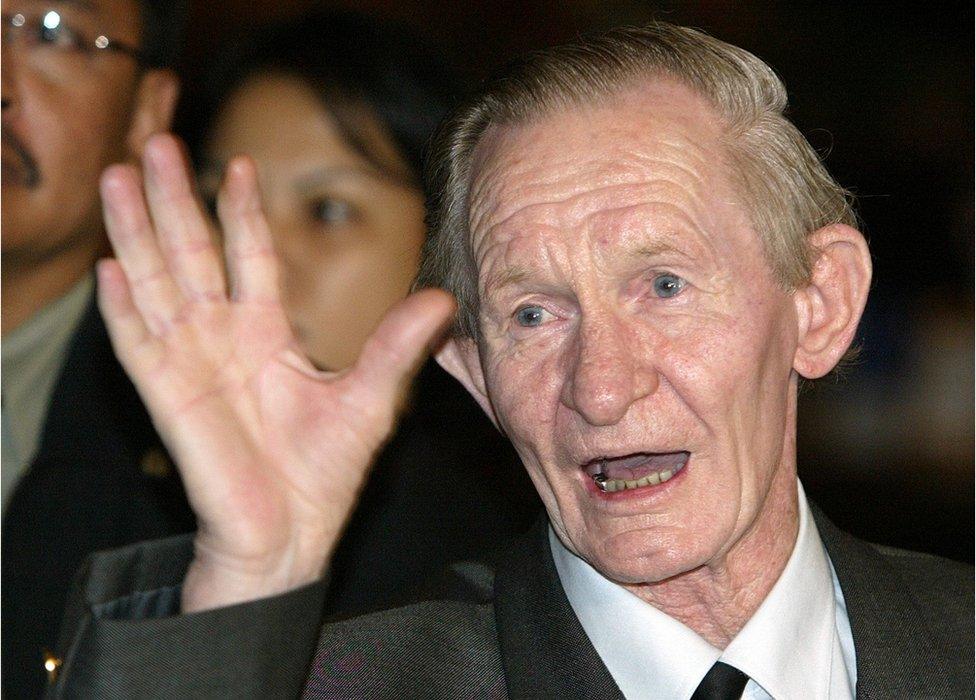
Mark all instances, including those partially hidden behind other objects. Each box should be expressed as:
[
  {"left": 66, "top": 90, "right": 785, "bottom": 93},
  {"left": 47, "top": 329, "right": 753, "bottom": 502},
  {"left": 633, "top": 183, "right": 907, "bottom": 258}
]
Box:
[{"left": 690, "top": 661, "right": 750, "bottom": 700}]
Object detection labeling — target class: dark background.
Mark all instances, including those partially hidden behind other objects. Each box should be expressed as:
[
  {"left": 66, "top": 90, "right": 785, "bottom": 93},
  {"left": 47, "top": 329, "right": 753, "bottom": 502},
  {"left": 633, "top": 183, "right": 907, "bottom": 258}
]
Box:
[{"left": 175, "top": 1, "right": 974, "bottom": 562}]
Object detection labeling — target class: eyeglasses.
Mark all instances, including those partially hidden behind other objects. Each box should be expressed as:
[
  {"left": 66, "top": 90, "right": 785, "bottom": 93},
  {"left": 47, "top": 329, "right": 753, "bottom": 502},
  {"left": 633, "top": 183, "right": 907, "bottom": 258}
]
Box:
[{"left": 3, "top": 9, "right": 143, "bottom": 67}]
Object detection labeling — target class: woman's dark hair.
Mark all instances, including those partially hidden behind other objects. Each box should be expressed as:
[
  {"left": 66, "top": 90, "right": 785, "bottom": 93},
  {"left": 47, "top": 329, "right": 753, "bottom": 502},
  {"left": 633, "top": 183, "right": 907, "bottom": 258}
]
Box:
[
  {"left": 136, "top": 0, "right": 187, "bottom": 69},
  {"left": 183, "top": 11, "right": 462, "bottom": 183}
]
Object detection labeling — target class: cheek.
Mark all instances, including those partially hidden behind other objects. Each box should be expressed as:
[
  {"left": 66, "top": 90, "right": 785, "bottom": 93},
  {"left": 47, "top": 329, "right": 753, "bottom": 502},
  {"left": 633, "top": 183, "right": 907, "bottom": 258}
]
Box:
[
  {"left": 27, "top": 78, "right": 130, "bottom": 169},
  {"left": 279, "top": 228, "right": 423, "bottom": 368},
  {"left": 484, "top": 340, "right": 566, "bottom": 454},
  {"left": 663, "top": 300, "right": 797, "bottom": 483},
  {"left": 666, "top": 294, "right": 794, "bottom": 392},
  {"left": 18, "top": 84, "right": 133, "bottom": 239},
  {"left": 708, "top": 301, "right": 795, "bottom": 403}
]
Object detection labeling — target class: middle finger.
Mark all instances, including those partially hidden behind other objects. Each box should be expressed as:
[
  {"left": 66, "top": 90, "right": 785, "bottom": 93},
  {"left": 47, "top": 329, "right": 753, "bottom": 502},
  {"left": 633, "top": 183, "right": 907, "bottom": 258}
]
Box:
[{"left": 143, "top": 134, "right": 227, "bottom": 302}]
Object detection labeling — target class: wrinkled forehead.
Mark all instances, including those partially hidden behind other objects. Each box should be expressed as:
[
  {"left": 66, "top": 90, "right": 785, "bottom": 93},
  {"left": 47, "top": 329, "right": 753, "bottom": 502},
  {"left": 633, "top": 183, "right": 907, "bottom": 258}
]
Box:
[{"left": 465, "top": 79, "right": 734, "bottom": 261}]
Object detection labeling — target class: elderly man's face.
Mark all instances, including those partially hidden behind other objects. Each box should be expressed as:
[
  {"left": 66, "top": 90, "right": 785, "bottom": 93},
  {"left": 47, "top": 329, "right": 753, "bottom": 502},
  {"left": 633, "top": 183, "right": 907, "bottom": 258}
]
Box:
[{"left": 459, "top": 80, "right": 803, "bottom": 585}]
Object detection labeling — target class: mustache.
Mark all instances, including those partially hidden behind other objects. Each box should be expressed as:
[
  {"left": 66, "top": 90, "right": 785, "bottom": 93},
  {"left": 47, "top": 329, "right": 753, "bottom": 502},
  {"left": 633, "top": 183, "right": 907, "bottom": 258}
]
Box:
[{"left": 2, "top": 129, "right": 41, "bottom": 187}]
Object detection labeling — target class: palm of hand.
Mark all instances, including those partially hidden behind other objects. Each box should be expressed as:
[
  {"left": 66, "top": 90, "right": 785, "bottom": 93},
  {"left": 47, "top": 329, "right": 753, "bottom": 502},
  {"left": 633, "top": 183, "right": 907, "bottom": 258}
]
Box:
[
  {"left": 98, "top": 134, "right": 454, "bottom": 610},
  {"left": 138, "top": 301, "right": 371, "bottom": 562}
]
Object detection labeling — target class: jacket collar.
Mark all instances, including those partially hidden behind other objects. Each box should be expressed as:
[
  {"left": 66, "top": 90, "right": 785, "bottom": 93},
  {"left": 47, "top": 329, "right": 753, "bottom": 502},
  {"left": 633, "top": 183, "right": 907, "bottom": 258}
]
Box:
[
  {"left": 493, "top": 514, "right": 624, "bottom": 700},
  {"left": 33, "top": 288, "right": 159, "bottom": 464},
  {"left": 495, "top": 506, "right": 949, "bottom": 700},
  {"left": 811, "top": 505, "right": 951, "bottom": 699}
]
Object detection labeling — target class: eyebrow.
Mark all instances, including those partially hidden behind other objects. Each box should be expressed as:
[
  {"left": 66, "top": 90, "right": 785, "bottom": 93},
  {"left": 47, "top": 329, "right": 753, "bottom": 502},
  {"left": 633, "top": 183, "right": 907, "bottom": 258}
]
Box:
[
  {"left": 294, "top": 165, "right": 411, "bottom": 192},
  {"left": 626, "top": 241, "right": 698, "bottom": 262},
  {"left": 491, "top": 241, "right": 699, "bottom": 284},
  {"left": 481, "top": 264, "right": 535, "bottom": 308},
  {"left": 196, "top": 161, "right": 413, "bottom": 193},
  {"left": 481, "top": 239, "right": 706, "bottom": 301},
  {"left": 484, "top": 264, "right": 531, "bottom": 291}
]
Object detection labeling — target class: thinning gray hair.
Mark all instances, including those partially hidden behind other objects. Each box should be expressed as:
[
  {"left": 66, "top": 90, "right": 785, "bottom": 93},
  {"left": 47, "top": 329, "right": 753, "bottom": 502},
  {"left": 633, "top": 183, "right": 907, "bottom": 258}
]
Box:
[{"left": 416, "top": 22, "right": 856, "bottom": 339}]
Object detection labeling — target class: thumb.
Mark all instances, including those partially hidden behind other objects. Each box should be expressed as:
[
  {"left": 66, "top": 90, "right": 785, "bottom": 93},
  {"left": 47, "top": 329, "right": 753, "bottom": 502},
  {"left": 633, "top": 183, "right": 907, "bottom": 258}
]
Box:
[{"left": 352, "top": 288, "right": 458, "bottom": 403}]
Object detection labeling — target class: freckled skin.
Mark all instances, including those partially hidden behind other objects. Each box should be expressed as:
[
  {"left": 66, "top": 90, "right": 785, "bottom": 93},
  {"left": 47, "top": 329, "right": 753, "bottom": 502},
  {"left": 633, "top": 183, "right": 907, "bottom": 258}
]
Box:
[{"left": 464, "top": 81, "right": 803, "bottom": 642}]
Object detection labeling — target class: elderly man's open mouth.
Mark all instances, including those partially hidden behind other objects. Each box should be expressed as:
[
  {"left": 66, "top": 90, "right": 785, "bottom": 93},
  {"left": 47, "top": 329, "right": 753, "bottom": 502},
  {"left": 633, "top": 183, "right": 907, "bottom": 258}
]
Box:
[{"left": 583, "top": 451, "right": 690, "bottom": 493}]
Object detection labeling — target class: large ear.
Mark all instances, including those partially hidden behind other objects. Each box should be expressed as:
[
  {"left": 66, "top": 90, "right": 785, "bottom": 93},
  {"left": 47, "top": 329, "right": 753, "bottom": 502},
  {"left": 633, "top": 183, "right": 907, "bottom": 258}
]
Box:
[
  {"left": 436, "top": 337, "right": 500, "bottom": 428},
  {"left": 792, "top": 224, "right": 872, "bottom": 378},
  {"left": 126, "top": 69, "right": 180, "bottom": 157}
]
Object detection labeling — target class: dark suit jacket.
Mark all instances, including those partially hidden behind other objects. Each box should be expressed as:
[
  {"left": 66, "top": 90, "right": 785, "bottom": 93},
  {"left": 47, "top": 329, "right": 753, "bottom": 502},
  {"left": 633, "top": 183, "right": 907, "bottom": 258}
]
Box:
[
  {"left": 2, "top": 296, "right": 196, "bottom": 700},
  {"left": 5, "top": 292, "right": 539, "bottom": 699},
  {"left": 48, "top": 506, "right": 974, "bottom": 699}
]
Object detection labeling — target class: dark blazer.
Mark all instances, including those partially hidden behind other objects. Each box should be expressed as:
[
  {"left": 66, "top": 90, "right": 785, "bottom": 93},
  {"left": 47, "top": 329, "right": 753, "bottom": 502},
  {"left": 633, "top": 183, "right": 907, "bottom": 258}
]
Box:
[
  {"left": 5, "top": 292, "right": 540, "bottom": 699},
  {"left": 2, "top": 296, "right": 196, "bottom": 700},
  {"left": 49, "top": 506, "right": 974, "bottom": 699}
]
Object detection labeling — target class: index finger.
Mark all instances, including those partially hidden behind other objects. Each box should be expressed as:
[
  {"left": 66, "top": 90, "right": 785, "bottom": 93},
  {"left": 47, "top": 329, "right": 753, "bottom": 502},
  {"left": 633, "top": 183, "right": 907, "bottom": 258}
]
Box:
[{"left": 101, "top": 164, "right": 183, "bottom": 333}]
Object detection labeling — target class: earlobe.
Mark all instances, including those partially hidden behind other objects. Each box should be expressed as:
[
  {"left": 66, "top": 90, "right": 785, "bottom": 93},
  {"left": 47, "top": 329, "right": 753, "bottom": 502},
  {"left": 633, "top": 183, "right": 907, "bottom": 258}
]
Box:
[
  {"left": 126, "top": 69, "right": 180, "bottom": 159},
  {"left": 435, "top": 337, "right": 500, "bottom": 428},
  {"left": 792, "top": 224, "right": 872, "bottom": 378}
]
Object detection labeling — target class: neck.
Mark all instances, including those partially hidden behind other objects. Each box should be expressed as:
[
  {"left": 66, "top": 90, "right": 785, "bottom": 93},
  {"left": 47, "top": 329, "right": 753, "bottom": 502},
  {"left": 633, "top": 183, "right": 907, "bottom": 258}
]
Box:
[
  {"left": 627, "top": 387, "right": 802, "bottom": 648},
  {"left": 2, "top": 248, "right": 98, "bottom": 336}
]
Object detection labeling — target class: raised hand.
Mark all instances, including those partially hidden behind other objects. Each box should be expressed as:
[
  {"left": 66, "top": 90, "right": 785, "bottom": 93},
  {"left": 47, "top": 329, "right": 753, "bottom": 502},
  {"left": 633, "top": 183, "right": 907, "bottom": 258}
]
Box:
[{"left": 97, "top": 134, "right": 455, "bottom": 612}]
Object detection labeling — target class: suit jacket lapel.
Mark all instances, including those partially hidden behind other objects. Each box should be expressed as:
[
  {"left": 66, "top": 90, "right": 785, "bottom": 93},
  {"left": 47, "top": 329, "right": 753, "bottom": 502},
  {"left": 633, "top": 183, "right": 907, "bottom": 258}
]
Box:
[
  {"left": 813, "top": 507, "right": 950, "bottom": 698},
  {"left": 494, "top": 516, "right": 624, "bottom": 700},
  {"left": 2, "top": 293, "right": 193, "bottom": 699},
  {"left": 33, "top": 293, "right": 157, "bottom": 465},
  {"left": 495, "top": 507, "right": 958, "bottom": 700}
]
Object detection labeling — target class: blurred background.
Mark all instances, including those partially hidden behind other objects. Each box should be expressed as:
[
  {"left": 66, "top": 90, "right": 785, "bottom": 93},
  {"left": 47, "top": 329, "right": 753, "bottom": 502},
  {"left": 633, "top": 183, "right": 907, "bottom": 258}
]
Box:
[{"left": 175, "top": 0, "right": 973, "bottom": 561}]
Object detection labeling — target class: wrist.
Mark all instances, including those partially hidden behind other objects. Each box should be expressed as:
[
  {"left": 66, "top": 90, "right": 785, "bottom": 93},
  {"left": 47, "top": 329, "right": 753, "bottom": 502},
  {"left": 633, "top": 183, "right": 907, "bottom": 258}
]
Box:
[{"left": 180, "top": 535, "right": 331, "bottom": 613}]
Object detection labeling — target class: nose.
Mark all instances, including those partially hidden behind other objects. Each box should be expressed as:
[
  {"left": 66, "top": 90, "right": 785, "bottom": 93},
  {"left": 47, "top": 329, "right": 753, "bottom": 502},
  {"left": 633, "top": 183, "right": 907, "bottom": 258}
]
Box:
[{"left": 561, "top": 311, "right": 658, "bottom": 426}]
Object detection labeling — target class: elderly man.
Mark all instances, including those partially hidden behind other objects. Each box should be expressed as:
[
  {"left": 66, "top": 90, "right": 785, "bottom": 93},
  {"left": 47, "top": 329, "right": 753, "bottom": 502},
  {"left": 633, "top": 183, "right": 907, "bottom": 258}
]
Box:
[
  {"left": 50, "top": 23, "right": 970, "bottom": 698},
  {"left": 1, "top": 2, "right": 188, "bottom": 696}
]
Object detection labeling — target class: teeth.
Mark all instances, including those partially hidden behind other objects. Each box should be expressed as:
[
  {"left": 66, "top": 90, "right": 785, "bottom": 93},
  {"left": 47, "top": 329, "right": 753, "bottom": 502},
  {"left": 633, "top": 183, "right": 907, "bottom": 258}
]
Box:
[{"left": 593, "top": 465, "right": 681, "bottom": 492}]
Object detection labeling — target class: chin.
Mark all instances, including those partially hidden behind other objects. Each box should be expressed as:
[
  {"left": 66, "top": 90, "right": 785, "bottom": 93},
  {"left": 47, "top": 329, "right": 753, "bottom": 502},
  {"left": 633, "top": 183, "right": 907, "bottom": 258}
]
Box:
[{"left": 583, "top": 522, "right": 723, "bottom": 585}]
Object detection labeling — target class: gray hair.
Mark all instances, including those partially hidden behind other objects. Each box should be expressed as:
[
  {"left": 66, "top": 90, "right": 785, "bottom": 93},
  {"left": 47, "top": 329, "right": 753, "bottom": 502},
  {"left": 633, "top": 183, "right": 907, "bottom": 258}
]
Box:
[{"left": 416, "top": 22, "right": 856, "bottom": 338}]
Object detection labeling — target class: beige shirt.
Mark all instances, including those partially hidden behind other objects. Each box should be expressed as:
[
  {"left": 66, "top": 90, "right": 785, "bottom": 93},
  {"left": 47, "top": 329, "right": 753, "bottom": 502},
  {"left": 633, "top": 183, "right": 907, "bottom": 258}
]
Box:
[{"left": 2, "top": 274, "right": 94, "bottom": 511}]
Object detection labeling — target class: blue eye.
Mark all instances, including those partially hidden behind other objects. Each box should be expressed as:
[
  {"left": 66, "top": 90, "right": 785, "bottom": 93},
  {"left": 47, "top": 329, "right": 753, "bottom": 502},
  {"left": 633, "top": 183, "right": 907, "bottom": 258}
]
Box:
[
  {"left": 652, "top": 273, "right": 685, "bottom": 298},
  {"left": 515, "top": 306, "right": 548, "bottom": 327}
]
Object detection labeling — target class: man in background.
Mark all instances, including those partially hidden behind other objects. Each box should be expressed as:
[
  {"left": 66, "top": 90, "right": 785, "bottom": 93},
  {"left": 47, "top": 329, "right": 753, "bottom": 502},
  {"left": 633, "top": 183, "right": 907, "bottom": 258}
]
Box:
[{"left": 2, "top": 1, "right": 189, "bottom": 695}]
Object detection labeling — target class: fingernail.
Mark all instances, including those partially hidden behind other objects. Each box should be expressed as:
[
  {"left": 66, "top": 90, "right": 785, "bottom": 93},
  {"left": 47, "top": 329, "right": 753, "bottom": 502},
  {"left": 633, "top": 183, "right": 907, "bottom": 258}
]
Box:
[
  {"left": 144, "top": 139, "right": 166, "bottom": 171},
  {"left": 100, "top": 166, "right": 128, "bottom": 199}
]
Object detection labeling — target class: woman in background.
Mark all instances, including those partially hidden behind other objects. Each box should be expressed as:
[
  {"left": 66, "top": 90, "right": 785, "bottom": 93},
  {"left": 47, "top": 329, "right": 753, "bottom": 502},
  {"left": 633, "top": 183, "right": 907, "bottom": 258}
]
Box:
[{"left": 184, "top": 11, "right": 538, "bottom": 613}]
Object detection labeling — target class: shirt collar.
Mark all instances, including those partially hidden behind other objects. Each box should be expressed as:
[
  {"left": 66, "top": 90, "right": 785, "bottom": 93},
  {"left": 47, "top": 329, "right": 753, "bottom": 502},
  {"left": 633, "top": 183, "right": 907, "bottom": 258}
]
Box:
[
  {"left": 2, "top": 272, "right": 93, "bottom": 362},
  {"left": 719, "top": 483, "right": 838, "bottom": 698},
  {"left": 551, "top": 481, "right": 842, "bottom": 699}
]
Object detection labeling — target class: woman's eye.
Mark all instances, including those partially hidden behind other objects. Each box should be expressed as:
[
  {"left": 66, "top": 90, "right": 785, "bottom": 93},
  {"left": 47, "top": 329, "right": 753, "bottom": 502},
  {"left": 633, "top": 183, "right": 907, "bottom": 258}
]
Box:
[
  {"left": 514, "top": 305, "right": 552, "bottom": 327},
  {"left": 312, "top": 198, "right": 356, "bottom": 225},
  {"left": 652, "top": 273, "right": 686, "bottom": 298}
]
